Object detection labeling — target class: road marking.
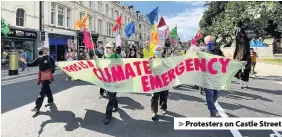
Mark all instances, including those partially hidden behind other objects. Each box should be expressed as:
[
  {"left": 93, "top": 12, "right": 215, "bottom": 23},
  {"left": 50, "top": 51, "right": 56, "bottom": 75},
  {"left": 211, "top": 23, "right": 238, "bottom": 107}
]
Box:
[
  {"left": 251, "top": 75, "right": 282, "bottom": 85},
  {"left": 215, "top": 102, "right": 243, "bottom": 137},
  {"left": 1, "top": 71, "right": 64, "bottom": 86},
  {"left": 270, "top": 130, "right": 282, "bottom": 137}
]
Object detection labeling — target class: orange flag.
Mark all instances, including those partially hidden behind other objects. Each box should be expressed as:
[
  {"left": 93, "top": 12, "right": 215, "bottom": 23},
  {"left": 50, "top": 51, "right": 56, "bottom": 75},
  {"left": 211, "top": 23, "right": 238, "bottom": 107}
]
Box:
[
  {"left": 150, "top": 24, "right": 159, "bottom": 46},
  {"left": 75, "top": 12, "right": 89, "bottom": 30}
]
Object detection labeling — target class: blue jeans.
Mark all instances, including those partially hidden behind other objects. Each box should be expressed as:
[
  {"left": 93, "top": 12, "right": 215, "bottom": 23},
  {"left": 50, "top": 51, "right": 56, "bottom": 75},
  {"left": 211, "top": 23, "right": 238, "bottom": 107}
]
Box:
[{"left": 205, "top": 89, "right": 219, "bottom": 113}]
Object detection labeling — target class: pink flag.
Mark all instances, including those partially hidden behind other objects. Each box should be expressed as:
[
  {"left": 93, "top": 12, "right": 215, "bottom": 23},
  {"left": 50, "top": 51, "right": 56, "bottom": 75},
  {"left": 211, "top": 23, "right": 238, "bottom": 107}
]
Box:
[{"left": 83, "top": 28, "right": 94, "bottom": 50}]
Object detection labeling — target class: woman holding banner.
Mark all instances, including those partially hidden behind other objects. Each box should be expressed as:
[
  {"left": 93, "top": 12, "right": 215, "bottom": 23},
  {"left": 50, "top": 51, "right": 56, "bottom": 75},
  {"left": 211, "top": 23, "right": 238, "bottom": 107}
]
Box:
[
  {"left": 149, "top": 45, "right": 169, "bottom": 121},
  {"left": 99, "top": 42, "right": 121, "bottom": 125}
]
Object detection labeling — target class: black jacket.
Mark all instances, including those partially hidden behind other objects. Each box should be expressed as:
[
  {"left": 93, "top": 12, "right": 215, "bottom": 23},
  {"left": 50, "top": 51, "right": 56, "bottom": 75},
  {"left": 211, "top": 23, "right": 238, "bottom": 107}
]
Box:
[
  {"left": 203, "top": 48, "right": 224, "bottom": 57},
  {"left": 27, "top": 55, "right": 56, "bottom": 73}
]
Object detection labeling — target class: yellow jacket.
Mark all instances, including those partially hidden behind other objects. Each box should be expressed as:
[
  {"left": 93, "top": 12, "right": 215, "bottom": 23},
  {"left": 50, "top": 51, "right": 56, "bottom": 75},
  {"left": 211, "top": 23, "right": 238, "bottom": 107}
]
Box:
[{"left": 143, "top": 44, "right": 155, "bottom": 58}]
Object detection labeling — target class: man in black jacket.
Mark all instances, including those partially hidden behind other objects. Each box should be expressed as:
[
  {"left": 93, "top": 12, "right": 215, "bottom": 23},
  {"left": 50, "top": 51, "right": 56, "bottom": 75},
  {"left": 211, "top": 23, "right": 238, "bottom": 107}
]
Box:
[{"left": 203, "top": 36, "right": 224, "bottom": 117}]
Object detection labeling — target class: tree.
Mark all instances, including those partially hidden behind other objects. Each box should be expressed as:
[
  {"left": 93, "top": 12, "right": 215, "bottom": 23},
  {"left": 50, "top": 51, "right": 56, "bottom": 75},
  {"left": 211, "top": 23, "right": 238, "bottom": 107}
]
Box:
[{"left": 199, "top": 1, "right": 282, "bottom": 48}]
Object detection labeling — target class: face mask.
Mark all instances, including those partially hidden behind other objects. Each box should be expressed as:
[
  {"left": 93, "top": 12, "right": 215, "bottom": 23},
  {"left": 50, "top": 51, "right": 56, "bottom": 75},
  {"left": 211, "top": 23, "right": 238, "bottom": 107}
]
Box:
[
  {"left": 155, "top": 51, "right": 162, "bottom": 56},
  {"left": 98, "top": 49, "right": 103, "bottom": 54},
  {"left": 206, "top": 42, "right": 215, "bottom": 50}
]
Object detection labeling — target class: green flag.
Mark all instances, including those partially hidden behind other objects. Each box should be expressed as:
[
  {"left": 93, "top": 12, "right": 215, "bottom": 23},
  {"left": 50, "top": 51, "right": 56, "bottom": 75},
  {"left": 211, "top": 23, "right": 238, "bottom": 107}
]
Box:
[
  {"left": 170, "top": 26, "right": 177, "bottom": 40},
  {"left": 1, "top": 17, "right": 10, "bottom": 36}
]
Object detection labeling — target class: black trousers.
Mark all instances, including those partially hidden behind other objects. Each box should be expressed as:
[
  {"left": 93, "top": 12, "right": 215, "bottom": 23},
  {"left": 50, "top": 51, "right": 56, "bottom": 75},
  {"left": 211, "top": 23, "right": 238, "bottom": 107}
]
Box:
[
  {"left": 151, "top": 90, "right": 169, "bottom": 113},
  {"left": 105, "top": 92, "right": 118, "bottom": 118},
  {"left": 35, "top": 81, "right": 53, "bottom": 110},
  {"left": 100, "top": 88, "right": 105, "bottom": 96}
]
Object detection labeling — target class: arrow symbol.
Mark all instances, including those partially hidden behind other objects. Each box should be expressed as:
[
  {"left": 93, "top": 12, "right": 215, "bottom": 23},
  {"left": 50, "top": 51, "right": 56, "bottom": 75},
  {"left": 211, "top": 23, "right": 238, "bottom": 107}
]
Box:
[{"left": 179, "top": 122, "right": 184, "bottom": 127}]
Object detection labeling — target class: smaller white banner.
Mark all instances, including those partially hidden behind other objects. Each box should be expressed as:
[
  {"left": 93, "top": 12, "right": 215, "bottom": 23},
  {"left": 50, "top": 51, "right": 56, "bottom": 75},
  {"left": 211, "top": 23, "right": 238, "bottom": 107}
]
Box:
[
  {"left": 174, "top": 118, "right": 282, "bottom": 130},
  {"left": 115, "top": 35, "right": 121, "bottom": 47},
  {"left": 158, "top": 29, "right": 166, "bottom": 47}
]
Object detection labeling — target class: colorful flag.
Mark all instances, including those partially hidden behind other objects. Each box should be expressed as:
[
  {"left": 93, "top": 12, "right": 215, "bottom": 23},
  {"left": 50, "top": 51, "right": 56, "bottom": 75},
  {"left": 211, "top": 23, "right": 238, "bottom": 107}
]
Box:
[
  {"left": 124, "top": 22, "right": 135, "bottom": 38},
  {"left": 146, "top": 7, "right": 158, "bottom": 25},
  {"left": 157, "top": 16, "right": 166, "bottom": 28},
  {"left": 150, "top": 23, "right": 159, "bottom": 46},
  {"left": 75, "top": 13, "right": 89, "bottom": 30},
  {"left": 1, "top": 17, "right": 10, "bottom": 36},
  {"left": 83, "top": 28, "right": 94, "bottom": 50},
  {"left": 113, "top": 16, "right": 122, "bottom": 32},
  {"left": 191, "top": 31, "right": 203, "bottom": 45},
  {"left": 170, "top": 26, "right": 178, "bottom": 40}
]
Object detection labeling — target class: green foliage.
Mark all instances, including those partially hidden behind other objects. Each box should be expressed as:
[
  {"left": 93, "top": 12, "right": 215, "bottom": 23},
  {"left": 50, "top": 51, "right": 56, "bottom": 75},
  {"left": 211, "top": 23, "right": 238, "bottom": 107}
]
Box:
[{"left": 199, "top": 1, "right": 282, "bottom": 47}]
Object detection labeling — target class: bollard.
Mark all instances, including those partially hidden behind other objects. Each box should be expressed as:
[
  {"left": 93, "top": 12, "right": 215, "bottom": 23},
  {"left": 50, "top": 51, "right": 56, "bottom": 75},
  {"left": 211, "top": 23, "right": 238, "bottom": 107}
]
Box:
[{"left": 8, "top": 51, "right": 19, "bottom": 75}]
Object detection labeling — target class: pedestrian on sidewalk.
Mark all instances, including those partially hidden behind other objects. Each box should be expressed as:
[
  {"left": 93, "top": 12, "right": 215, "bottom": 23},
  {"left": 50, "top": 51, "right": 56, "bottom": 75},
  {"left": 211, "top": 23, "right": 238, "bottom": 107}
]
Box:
[
  {"left": 23, "top": 47, "right": 56, "bottom": 112},
  {"left": 19, "top": 49, "right": 27, "bottom": 72},
  {"left": 149, "top": 45, "right": 169, "bottom": 121},
  {"left": 203, "top": 35, "right": 224, "bottom": 117},
  {"left": 250, "top": 48, "right": 258, "bottom": 75}
]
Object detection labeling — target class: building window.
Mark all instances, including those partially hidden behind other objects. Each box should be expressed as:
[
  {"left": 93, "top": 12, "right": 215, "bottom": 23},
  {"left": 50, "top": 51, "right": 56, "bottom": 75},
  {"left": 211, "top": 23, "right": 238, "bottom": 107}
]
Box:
[
  {"left": 115, "top": 11, "right": 119, "bottom": 19},
  {"left": 125, "top": 16, "right": 127, "bottom": 24},
  {"left": 58, "top": 6, "right": 64, "bottom": 26},
  {"left": 89, "top": 16, "right": 93, "bottom": 31},
  {"left": 111, "top": 8, "right": 114, "bottom": 19},
  {"left": 140, "top": 34, "right": 142, "bottom": 40},
  {"left": 139, "top": 24, "right": 141, "bottom": 29},
  {"left": 98, "top": 2, "right": 102, "bottom": 13},
  {"left": 98, "top": 19, "right": 102, "bottom": 34},
  {"left": 16, "top": 8, "right": 25, "bottom": 26},
  {"left": 80, "top": 12, "right": 85, "bottom": 19},
  {"left": 67, "top": 9, "right": 70, "bottom": 28},
  {"left": 105, "top": 5, "right": 109, "bottom": 16},
  {"left": 89, "top": 1, "right": 92, "bottom": 9},
  {"left": 51, "top": 4, "right": 55, "bottom": 25},
  {"left": 128, "top": 18, "right": 130, "bottom": 24}
]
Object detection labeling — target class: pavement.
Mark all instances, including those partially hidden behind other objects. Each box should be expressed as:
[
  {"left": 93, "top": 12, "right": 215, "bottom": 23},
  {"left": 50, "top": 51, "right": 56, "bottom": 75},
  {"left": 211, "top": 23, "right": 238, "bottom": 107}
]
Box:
[{"left": 1, "top": 62, "right": 282, "bottom": 137}]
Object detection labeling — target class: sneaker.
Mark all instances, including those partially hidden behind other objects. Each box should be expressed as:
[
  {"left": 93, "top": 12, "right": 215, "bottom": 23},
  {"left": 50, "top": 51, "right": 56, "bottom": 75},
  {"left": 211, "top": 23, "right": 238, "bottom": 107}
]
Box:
[
  {"left": 65, "top": 78, "right": 69, "bottom": 81},
  {"left": 31, "top": 108, "right": 39, "bottom": 112},
  {"left": 210, "top": 112, "right": 217, "bottom": 117},
  {"left": 151, "top": 113, "right": 157, "bottom": 121},
  {"left": 161, "top": 110, "right": 167, "bottom": 115},
  {"left": 45, "top": 102, "right": 54, "bottom": 107},
  {"left": 103, "top": 117, "right": 112, "bottom": 125},
  {"left": 113, "top": 107, "right": 118, "bottom": 112}
]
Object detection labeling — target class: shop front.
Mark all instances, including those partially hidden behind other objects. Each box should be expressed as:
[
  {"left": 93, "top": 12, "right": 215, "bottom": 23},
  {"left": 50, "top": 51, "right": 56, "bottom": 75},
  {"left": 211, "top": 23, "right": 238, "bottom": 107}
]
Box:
[
  {"left": 1, "top": 27, "right": 38, "bottom": 66},
  {"left": 48, "top": 33, "right": 74, "bottom": 61}
]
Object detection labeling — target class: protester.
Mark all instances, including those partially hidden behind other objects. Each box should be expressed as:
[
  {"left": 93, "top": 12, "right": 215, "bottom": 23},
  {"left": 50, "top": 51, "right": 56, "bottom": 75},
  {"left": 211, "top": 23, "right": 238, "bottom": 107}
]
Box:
[
  {"left": 96, "top": 42, "right": 121, "bottom": 125},
  {"left": 203, "top": 36, "right": 224, "bottom": 117},
  {"left": 19, "top": 49, "right": 27, "bottom": 72},
  {"left": 149, "top": 45, "right": 169, "bottom": 121},
  {"left": 127, "top": 45, "right": 139, "bottom": 58},
  {"left": 22, "top": 47, "right": 56, "bottom": 112},
  {"left": 96, "top": 44, "right": 104, "bottom": 58},
  {"left": 250, "top": 48, "right": 258, "bottom": 75},
  {"left": 143, "top": 41, "right": 154, "bottom": 59}
]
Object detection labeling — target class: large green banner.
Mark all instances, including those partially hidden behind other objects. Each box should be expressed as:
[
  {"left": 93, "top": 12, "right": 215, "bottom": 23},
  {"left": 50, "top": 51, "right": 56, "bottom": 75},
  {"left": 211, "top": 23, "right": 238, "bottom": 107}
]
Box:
[{"left": 56, "top": 52, "right": 244, "bottom": 93}]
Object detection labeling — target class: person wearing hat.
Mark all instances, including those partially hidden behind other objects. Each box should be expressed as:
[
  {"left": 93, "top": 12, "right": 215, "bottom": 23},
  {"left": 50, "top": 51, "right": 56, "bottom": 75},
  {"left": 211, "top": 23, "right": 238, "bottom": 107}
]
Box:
[
  {"left": 148, "top": 45, "right": 169, "bottom": 121},
  {"left": 95, "top": 42, "right": 121, "bottom": 125},
  {"left": 22, "top": 47, "right": 56, "bottom": 112}
]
